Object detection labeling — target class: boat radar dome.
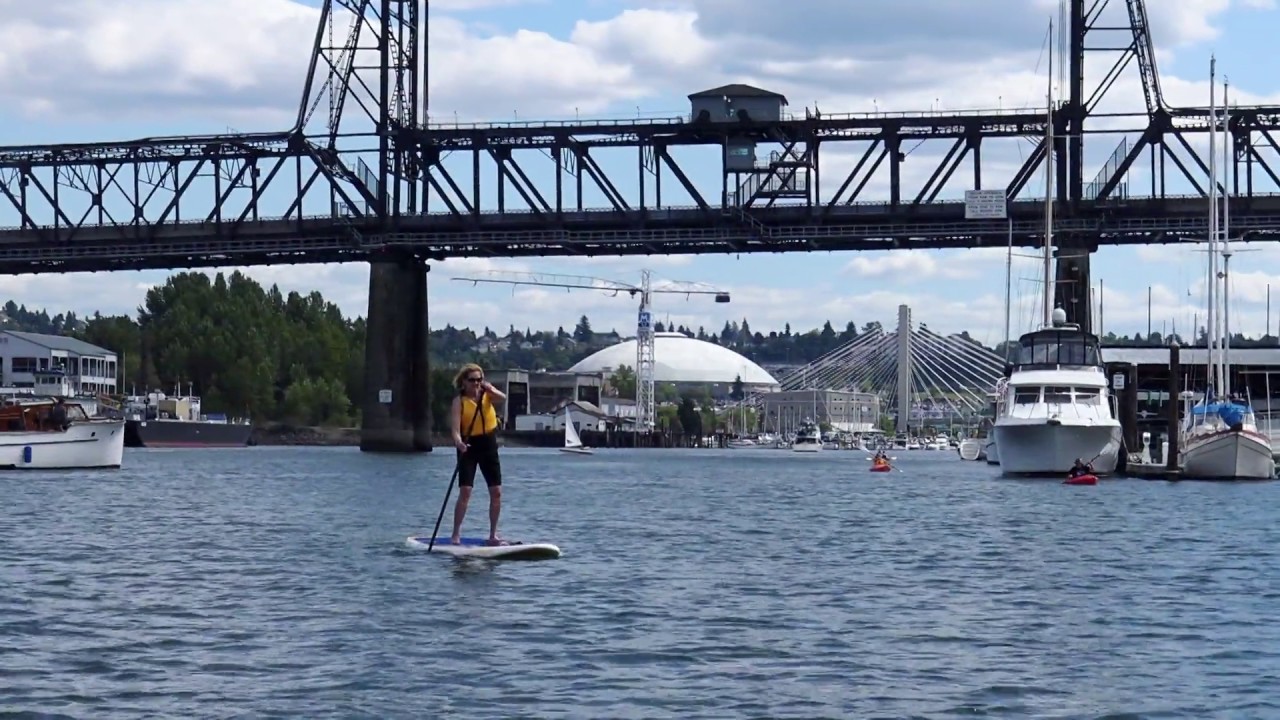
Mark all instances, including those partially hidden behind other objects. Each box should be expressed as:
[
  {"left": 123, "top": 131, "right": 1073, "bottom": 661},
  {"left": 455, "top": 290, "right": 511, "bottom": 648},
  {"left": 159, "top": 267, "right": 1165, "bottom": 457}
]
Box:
[{"left": 1051, "top": 307, "right": 1068, "bottom": 326}]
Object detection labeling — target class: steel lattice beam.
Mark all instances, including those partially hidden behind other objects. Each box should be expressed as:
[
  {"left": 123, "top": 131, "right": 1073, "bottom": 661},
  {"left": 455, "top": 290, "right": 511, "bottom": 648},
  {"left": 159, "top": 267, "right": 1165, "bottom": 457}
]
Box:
[
  {"left": 0, "top": 0, "right": 1277, "bottom": 280},
  {"left": 0, "top": 0, "right": 420, "bottom": 272}
]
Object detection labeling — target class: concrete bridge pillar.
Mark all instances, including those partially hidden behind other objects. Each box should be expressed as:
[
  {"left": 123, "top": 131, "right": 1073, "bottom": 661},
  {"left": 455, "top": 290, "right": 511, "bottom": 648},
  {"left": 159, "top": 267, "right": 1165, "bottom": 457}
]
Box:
[{"left": 360, "top": 255, "right": 433, "bottom": 452}]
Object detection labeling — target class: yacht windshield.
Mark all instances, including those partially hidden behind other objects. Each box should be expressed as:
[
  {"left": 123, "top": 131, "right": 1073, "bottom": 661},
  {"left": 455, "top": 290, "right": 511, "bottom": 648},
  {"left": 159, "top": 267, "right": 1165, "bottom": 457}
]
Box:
[{"left": 1014, "top": 330, "right": 1101, "bottom": 368}]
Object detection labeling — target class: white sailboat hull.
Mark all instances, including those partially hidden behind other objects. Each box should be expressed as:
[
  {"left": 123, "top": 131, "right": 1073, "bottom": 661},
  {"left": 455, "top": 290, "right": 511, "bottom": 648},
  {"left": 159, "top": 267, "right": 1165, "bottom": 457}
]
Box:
[
  {"left": 559, "top": 446, "right": 594, "bottom": 455},
  {"left": 994, "top": 421, "right": 1122, "bottom": 476},
  {"left": 0, "top": 420, "right": 126, "bottom": 469},
  {"left": 1181, "top": 430, "right": 1274, "bottom": 480}
]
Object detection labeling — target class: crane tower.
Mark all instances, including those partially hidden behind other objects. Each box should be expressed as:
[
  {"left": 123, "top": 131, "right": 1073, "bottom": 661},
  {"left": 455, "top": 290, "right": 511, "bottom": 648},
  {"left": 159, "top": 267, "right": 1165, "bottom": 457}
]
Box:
[
  {"left": 452, "top": 269, "right": 730, "bottom": 432},
  {"left": 636, "top": 270, "right": 656, "bottom": 432}
]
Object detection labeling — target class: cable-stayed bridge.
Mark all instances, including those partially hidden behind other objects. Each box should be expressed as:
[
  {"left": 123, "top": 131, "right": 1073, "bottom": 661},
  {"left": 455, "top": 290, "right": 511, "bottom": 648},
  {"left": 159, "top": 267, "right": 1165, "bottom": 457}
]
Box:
[{"left": 753, "top": 306, "right": 1006, "bottom": 431}]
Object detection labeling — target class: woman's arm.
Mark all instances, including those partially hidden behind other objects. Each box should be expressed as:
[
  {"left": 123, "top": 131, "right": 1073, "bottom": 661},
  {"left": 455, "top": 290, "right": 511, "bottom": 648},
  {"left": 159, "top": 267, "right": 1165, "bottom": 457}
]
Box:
[{"left": 450, "top": 395, "right": 463, "bottom": 447}]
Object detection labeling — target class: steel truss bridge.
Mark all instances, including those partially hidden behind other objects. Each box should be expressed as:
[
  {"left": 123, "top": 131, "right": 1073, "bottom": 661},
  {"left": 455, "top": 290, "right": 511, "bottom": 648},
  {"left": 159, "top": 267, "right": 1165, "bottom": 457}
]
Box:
[{"left": 0, "top": 1, "right": 1276, "bottom": 289}]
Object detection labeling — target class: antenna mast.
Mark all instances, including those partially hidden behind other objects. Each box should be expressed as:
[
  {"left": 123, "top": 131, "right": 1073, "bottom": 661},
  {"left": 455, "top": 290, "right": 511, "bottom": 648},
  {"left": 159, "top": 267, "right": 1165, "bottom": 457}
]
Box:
[{"left": 1043, "top": 18, "right": 1056, "bottom": 328}]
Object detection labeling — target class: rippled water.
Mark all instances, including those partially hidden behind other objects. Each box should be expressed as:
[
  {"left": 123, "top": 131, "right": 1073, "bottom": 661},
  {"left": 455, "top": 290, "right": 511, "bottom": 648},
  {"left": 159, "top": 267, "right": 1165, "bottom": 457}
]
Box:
[{"left": 3, "top": 446, "right": 1280, "bottom": 718}]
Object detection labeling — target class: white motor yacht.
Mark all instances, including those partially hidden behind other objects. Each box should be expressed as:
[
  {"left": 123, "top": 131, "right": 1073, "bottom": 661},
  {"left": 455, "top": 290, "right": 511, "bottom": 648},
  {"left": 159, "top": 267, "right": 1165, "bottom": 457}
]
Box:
[{"left": 992, "top": 309, "right": 1123, "bottom": 476}]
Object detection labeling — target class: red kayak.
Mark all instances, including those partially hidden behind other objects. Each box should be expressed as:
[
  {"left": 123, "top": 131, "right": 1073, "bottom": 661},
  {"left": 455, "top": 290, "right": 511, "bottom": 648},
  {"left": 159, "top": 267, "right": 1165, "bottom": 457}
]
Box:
[
  {"left": 870, "top": 464, "right": 892, "bottom": 472},
  {"left": 1063, "top": 473, "right": 1098, "bottom": 485}
]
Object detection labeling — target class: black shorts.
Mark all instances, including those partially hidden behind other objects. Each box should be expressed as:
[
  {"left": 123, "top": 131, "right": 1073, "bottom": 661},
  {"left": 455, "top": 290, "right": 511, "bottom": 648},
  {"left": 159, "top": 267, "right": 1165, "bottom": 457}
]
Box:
[{"left": 458, "top": 433, "right": 502, "bottom": 488}]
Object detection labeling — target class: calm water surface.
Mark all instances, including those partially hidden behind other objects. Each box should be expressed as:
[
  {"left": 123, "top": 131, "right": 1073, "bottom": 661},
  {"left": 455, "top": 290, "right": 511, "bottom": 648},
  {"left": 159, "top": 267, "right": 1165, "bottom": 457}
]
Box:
[{"left": 3, "top": 446, "right": 1280, "bottom": 718}]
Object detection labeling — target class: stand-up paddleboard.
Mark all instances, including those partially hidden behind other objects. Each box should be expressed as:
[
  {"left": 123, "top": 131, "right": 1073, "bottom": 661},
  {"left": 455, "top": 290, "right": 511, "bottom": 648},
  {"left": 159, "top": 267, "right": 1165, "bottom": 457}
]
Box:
[{"left": 405, "top": 536, "right": 562, "bottom": 560}]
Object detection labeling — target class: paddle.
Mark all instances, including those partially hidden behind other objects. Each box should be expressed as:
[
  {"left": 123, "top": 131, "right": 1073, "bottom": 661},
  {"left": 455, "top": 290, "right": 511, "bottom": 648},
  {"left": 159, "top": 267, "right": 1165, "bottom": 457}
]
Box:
[{"left": 427, "top": 387, "right": 486, "bottom": 552}]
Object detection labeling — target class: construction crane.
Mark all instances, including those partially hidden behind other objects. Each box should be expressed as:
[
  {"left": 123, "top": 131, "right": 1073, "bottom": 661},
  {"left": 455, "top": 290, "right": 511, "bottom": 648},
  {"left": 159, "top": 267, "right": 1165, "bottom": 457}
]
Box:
[{"left": 451, "top": 269, "right": 731, "bottom": 432}]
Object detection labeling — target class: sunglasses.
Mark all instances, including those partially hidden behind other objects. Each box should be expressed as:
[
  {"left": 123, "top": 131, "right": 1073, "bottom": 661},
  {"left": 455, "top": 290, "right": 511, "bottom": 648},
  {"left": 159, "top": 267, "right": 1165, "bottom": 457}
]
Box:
[{"left": 466, "top": 376, "right": 483, "bottom": 383}]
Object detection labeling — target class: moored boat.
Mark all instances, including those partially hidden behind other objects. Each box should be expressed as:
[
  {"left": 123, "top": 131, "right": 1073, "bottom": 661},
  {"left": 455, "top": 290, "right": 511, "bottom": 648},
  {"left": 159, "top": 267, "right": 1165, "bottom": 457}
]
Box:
[
  {"left": 0, "top": 397, "right": 125, "bottom": 469},
  {"left": 123, "top": 390, "right": 253, "bottom": 448},
  {"left": 791, "top": 420, "right": 822, "bottom": 453}
]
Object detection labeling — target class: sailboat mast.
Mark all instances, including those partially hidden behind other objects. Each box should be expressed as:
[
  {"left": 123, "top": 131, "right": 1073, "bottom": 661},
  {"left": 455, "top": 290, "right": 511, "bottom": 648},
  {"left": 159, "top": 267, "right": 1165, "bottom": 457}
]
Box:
[
  {"left": 1207, "top": 56, "right": 1219, "bottom": 397},
  {"left": 1042, "top": 19, "right": 1055, "bottom": 328},
  {"left": 1223, "top": 76, "right": 1232, "bottom": 398}
]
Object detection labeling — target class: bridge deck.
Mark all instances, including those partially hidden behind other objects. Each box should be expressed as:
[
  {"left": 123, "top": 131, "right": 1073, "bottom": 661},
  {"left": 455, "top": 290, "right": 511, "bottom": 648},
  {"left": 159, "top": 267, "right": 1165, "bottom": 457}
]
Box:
[{"left": 0, "top": 194, "right": 1274, "bottom": 273}]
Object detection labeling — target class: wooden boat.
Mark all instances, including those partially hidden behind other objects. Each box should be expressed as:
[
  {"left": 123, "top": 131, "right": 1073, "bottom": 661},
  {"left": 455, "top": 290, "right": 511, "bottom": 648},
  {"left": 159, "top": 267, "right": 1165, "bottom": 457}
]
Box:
[{"left": 0, "top": 397, "right": 125, "bottom": 469}]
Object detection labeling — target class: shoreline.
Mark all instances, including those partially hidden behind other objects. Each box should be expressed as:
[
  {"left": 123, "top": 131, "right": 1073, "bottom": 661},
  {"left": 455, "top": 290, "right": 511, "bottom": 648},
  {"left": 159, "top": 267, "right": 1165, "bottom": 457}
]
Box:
[
  {"left": 250, "top": 425, "right": 460, "bottom": 448},
  {"left": 247, "top": 424, "right": 709, "bottom": 449}
]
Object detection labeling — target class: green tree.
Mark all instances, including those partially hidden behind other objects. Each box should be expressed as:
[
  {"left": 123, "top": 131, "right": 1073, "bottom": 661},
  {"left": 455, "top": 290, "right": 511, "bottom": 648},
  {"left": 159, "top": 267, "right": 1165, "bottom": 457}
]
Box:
[
  {"left": 608, "top": 365, "right": 637, "bottom": 399},
  {"left": 678, "top": 397, "right": 702, "bottom": 441},
  {"left": 573, "top": 315, "right": 593, "bottom": 342}
]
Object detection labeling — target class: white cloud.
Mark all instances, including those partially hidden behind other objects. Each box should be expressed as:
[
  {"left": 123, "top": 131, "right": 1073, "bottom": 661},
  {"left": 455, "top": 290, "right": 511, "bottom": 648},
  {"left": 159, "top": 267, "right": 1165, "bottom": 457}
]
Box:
[{"left": 0, "top": 0, "right": 316, "bottom": 124}]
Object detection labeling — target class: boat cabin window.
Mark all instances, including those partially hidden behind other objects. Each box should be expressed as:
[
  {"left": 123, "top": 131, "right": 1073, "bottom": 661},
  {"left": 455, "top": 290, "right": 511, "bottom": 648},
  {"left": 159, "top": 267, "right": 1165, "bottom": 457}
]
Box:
[
  {"left": 1043, "top": 386, "right": 1072, "bottom": 403},
  {"left": 1014, "top": 330, "right": 1101, "bottom": 367},
  {"left": 1014, "top": 387, "right": 1040, "bottom": 404},
  {"left": 1013, "top": 386, "right": 1102, "bottom": 404},
  {"left": 1074, "top": 387, "right": 1102, "bottom": 404}
]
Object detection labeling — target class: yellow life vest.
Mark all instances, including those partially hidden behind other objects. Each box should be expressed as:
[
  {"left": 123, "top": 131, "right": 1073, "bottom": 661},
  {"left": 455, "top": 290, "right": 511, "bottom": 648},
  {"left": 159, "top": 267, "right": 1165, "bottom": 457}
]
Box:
[{"left": 460, "top": 394, "right": 498, "bottom": 437}]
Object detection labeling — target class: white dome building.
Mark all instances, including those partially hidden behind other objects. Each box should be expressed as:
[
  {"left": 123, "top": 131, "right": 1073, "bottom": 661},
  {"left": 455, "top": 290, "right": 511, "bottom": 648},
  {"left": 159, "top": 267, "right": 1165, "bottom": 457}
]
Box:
[{"left": 568, "top": 332, "right": 780, "bottom": 391}]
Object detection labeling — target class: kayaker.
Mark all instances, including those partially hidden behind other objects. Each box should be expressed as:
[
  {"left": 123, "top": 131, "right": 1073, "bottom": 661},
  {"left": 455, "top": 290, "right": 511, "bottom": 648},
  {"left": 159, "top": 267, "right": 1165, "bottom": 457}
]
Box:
[{"left": 1069, "top": 458, "right": 1092, "bottom": 478}]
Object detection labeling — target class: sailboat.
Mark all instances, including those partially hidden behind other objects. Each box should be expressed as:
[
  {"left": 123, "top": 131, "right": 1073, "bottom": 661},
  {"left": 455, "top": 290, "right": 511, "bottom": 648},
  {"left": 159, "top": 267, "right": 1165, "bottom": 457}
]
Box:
[
  {"left": 991, "top": 24, "right": 1123, "bottom": 476},
  {"left": 1179, "top": 61, "right": 1274, "bottom": 480},
  {"left": 559, "top": 407, "right": 594, "bottom": 455}
]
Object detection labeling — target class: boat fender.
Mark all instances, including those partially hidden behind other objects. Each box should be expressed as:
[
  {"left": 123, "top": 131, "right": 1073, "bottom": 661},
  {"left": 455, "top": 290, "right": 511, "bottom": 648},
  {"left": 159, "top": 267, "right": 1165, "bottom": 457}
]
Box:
[{"left": 22, "top": 446, "right": 32, "bottom": 464}]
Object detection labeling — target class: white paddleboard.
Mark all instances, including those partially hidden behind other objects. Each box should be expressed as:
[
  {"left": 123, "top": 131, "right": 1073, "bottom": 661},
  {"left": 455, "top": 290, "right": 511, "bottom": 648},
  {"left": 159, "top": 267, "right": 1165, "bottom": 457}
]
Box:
[{"left": 405, "top": 536, "right": 562, "bottom": 560}]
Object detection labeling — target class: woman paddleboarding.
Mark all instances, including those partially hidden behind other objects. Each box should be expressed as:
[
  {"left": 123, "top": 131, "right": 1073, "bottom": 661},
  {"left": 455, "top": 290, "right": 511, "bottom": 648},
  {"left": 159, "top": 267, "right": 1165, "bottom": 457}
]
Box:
[{"left": 449, "top": 363, "right": 508, "bottom": 546}]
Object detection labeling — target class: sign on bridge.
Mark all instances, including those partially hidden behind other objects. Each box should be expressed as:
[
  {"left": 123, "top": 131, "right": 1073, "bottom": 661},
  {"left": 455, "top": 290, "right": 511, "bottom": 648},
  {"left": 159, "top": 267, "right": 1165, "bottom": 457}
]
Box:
[{"left": 964, "top": 189, "right": 1008, "bottom": 219}]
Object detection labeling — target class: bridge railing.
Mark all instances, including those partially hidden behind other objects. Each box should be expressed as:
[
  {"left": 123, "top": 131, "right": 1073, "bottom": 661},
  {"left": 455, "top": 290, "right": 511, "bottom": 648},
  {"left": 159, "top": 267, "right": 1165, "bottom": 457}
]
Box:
[{"left": 422, "top": 106, "right": 1044, "bottom": 131}]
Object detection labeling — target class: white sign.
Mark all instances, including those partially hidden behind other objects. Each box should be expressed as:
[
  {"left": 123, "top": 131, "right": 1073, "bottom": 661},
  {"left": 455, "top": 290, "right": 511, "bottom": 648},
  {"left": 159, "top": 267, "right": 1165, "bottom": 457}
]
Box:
[
  {"left": 1112, "top": 374, "right": 1125, "bottom": 390},
  {"left": 378, "top": 389, "right": 393, "bottom": 404},
  {"left": 964, "top": 189, "right": 1007, "bottom": 219}
]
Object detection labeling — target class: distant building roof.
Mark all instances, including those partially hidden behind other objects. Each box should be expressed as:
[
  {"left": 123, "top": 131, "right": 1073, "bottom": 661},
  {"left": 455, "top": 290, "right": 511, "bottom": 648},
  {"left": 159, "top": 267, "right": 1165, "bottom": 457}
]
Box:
[
  {"left": 2, "top": 330, "right": 114, "bottom": 356},
  {"left": 552, "top": 399, "right": 611, "bottom": 420},
  {"left": 568, "top": 332, "right": 780, "bottom": 386},
  {"left": 688, "top": 83, "right": 789, "bottom": 104},
  {"left": 1100, "top": 346, "right": 1280, "bottom": 366}
]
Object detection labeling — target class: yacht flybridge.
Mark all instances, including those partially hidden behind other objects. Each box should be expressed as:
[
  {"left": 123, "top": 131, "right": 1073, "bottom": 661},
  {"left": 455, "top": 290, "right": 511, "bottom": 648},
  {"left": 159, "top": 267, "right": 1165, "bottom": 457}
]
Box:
[{"left": 992, "top": 308, "right": 1124, "bottom": 476}]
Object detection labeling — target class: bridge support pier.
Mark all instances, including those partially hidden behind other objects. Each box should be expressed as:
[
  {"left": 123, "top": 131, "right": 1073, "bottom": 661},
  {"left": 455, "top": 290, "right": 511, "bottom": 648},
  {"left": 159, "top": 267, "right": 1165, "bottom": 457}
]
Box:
[{"left": 360, "top": 256, "right": 433, "bottom": 452}]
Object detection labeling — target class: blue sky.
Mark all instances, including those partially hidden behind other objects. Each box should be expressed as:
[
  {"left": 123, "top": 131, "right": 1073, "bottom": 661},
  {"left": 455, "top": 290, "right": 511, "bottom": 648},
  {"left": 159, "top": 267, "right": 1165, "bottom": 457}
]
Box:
[{"left": 0, "top": 0, "right": 1278, "bottom": 346}]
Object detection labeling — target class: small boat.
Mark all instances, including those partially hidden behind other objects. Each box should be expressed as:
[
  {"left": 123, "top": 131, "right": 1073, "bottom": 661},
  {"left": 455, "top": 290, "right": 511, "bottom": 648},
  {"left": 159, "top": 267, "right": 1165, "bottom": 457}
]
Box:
[
  {"left": 870, "top": 463, "right": 892, "bottom": 473},
  {"left": 0, "top": 397, "right": 125, "bottom": 469},
  {"left": 1063, "top": 473, "right": 1097, "bottom": 485},
  {"left": 792, "top": 420, "right": 822, "bottom": 453},
  {"left": 558, "top": 408, "right": 593, "bottom": 455}
]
